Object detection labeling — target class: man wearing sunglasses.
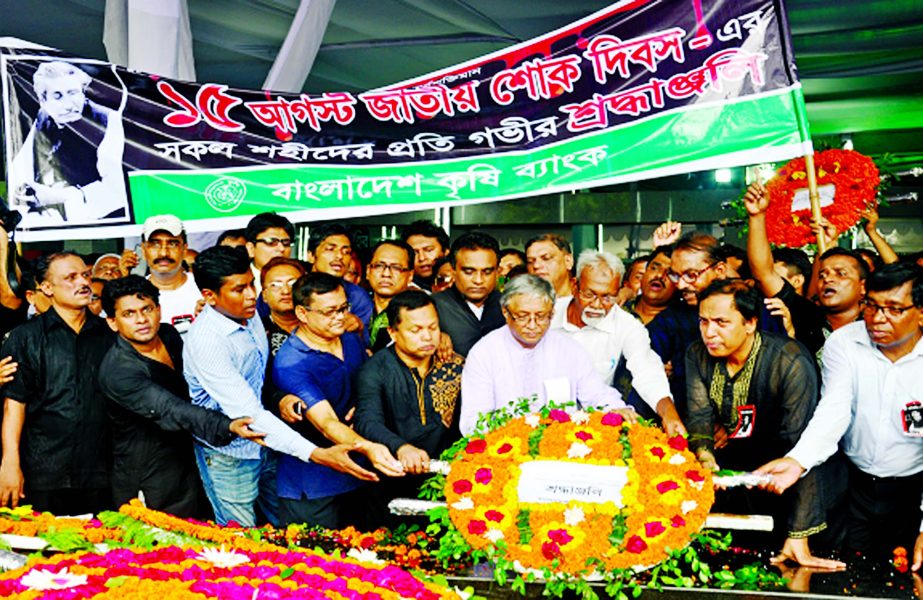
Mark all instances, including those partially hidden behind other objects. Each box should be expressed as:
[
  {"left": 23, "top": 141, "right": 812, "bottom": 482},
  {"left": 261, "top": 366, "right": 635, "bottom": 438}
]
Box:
[
  {"left": 757, "top": 263, "right": 923, "bottom": 567},
  {"left": 142, "top": 214, "right": 202, "bottom": 337},
  {"left": 272, "top": 273, "right": 404, "bottom": 528}
]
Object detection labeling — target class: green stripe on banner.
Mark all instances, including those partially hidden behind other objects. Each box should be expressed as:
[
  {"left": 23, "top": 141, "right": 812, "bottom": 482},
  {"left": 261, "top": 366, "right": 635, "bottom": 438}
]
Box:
[{"left": 129, "top": 89, "right": 807, "bottom": 222}]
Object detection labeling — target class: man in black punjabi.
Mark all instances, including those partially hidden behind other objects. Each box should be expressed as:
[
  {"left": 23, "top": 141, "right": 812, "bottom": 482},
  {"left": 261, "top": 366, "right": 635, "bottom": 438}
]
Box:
[
  {"left": 685, "top": 279, "right": 844, "bottom": 570},
  {"left": 98, "top": 276, "right": 265, "bottom": 517}
]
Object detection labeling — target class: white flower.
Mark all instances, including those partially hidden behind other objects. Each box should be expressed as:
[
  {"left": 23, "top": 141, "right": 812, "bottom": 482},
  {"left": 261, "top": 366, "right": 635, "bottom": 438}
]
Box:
[
  {"left": 21, "top": 568, "right": 88, "bottom": 591},
  {"left": 196, "top": 546, "right": 250, "bottom": 568},
  {"left": 567, "top": 442, "right": 592, "bottom": 459},
  {"left": 681, "top": 500, "right": 698, "bottom": 514},
  {"left": 347, "top": 548, "right": 386, "bottom": 565},
  {"left": 451, "top": 497, "right": 474, "bottom": 510},
  {"left": 571, "top": 410, "right": 590, "bottom": 425},
  {"left": 668, "top": 454, "right": 687, "bottom": 465},
  {"left": 484, "top": 528, "right": 505, "bottom": 543},
  {"left": 524, "top": 413, "right": 541, "bottom": 428},
  {"left": 564, "top": 506, "right": 585, "bottom": 527},
  {"left": 454, "top": 586, "right": 474, "bottom": 600}
]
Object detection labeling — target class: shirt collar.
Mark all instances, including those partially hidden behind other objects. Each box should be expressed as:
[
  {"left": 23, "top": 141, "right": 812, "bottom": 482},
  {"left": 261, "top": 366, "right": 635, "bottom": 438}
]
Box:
[
  {"left": 42, "top": 305, "right": 104, "bottom": 332},
  {"left": 201, "top": 304, "right": 252, "bottom": 335}
]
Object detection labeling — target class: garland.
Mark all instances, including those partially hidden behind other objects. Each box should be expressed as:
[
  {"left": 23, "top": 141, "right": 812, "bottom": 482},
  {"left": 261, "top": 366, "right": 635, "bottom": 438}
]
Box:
[
  {"left": 764, "top": 149, "right": 880, "bottom": 248},
  {"left": 0, "top": 507, "right": 121, "bottom": 551},
  {"left": 0, "top": 545, "right": 460, "bottom": 599},
  {"left": 442, "top": 408, "right": 714, "bottom": 575}
]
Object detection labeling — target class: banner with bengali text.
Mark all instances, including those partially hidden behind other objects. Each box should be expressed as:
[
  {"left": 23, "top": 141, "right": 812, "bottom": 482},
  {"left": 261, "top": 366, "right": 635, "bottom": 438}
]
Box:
[{"left": 2, "top": 0, "right": 810, "bottom": 241}]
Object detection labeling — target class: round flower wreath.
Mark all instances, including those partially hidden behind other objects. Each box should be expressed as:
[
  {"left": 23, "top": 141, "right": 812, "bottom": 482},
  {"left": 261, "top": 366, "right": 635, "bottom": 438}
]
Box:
[
  {"left": 444, "top": 410, "right": 714, "bottom": 574},
  {"left": 764, "top": 149, "right": 879, "bottom": 248}
]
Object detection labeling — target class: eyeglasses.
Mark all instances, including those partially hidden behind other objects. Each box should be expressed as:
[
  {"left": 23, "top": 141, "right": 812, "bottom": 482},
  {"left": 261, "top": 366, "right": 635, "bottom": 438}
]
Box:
[
  {"left": 144, "top": 239, "right": 182, "bottom": 250},
  {"left": 306, "top": 302, "right": 351, "bottom": 319},
  {"left": 369, "top": 262, "right": 410, "bottom": 274},
  {"left": 256, "top": 237, "right": 293, "bottom": 248},
  {"left": 506, "top": 311, "right": 552, "bottom": 325},
  {"left": 860, "top": 299, "right": 917, "bottom": 320},
  {"left": 666, "top": 262, "right": 718, "bottom": 284},
  {"left": 577, "top": 288, "right": 617, "bottom": 305},
  {"left": 266, "top": 278, "right": 298, "bottom": 291}
]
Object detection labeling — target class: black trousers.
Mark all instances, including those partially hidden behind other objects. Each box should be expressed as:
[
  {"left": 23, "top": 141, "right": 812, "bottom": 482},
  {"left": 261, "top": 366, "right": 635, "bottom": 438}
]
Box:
[
  {"left": 25, "top": 487, "right": 111, "bottom": 515},
  {"left": 844, "top": 463, "right": 923, "bottom": 558},
  {"left": 278, "top": 487, "right": 372, "bottom": 530}
]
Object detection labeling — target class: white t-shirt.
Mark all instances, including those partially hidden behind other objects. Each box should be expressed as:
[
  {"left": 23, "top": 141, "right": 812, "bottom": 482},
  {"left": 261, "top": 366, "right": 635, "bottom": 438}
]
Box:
[{"left": 153, "top": 274, "right": 202, "bottom": 336}]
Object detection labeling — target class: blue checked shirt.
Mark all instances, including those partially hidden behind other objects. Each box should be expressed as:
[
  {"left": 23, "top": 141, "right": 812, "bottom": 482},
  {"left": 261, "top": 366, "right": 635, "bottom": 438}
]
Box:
[{"left": 183, "top": 305, "right": 316, "bottom": 462}]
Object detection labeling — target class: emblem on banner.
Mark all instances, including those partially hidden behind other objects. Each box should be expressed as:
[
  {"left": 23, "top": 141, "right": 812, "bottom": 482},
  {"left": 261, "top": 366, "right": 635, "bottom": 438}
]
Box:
[{"left": 204, "top": 177, "right": 247, "bottom": 213}]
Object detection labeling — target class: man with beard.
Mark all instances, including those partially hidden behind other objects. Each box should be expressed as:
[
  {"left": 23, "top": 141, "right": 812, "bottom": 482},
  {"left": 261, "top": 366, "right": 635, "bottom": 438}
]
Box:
[
  {"left": 526, "top": 234, "right": 574, "bottom": 300},
  {"left": 744, "top": 182, "right": 866, "bottom": 358},
  {"left": 0, "top": 252, "right": 114, "bottom": 512},
  {"left": 98, "top": 276, "right": 264, "bottom": 516},
  {"left": 141, "top": 215, "right": 202, "bottom": 337},
  {"left": 402, "top": 220, "right": 450, "bottom": 293},
  {"left": 366, "top": 240, "right": 414, "bottom": 353},
  {"left": 307, "top": 224, "right": 374, "bottom": 337},
  {"left": 757, "top": 263, "right": 923, "bottom": 565},
  {"left": 552, "top": 251, "right": 684, "bottom": 435}
]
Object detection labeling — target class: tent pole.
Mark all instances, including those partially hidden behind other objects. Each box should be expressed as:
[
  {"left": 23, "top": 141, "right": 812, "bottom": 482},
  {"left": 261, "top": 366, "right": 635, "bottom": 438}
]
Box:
[{"left": 803, "top": 153, "right": 826, "bottom": 254}]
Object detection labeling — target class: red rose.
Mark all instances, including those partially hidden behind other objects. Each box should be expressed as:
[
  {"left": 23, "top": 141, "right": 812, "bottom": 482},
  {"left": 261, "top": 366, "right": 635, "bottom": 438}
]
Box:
[
  {"left": 548, "top": 409, "right": 570, "bottom": 423},
  {"left": 475, "top": 468, "right": 493, "bottom": 485},
  {"left": 468, "top": 520, "right": 486, "bottom": 535},
  {"left": 485, "top": 510, "right": 504, "bottom": 523},
  {"left": 497, "top": 443, "right": 513, "bottom": 454},
  {"left": 453, "top": 479, "right": 472, "bottom": 494},
  {"left": 671, "top": 515, "right": 686, "bottom": 528},
  {"left": 645, "top": 521, "right": 666, "bottom": 538},
  {"left": 360, "top": 536, "right": 376, "bottom": 549},
  {"left": 626, "top": 535, "right": 648, "bottom": 554},
  {"left": 667, "top": 436, "right": 688, "bottom": 451},
  {"left": 650, "top": 447, "right": 665, "bottom": 459},
  {"left": 465, "top": 439, "right": 487, "bottom": 454},
  {"left": 656, "top": 480, "right": 679, "bottom": 494},
  {"left": 575, "top": 431, "right": 593, "bottom": 442},
  {"left": 548, "top": 529, "right": 574, "bottom": 545},
  {"left": 601, "top": 413, "right": 624, "bottom": 427},
  {"left": 685, "top": 470, "right": 705, "bottom": 483},
  {"left": 541, "top": 541, "right": 562, "bottom": 560}
]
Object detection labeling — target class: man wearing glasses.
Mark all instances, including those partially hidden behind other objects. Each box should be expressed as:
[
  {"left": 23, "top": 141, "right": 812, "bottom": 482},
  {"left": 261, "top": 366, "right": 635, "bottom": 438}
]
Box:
[
  {"left": 459, "top": 274, "right": 636, "bottom": 435},
  {"left": 757, "top": 263, "right": 923, "bottom": 567},
  {"left": 272, "top": 273, "right": 404, "bottom": 528},
  {"left": 141, "top": 214, "right": 202, "bottom": 337},
  {"left": 365, "top": 240, "right": 415, "bottom": 352},
  {"left": 551, "top": 250, "right": 684, "bottom": 436},
  {"left": 244, "top": 213, "right": 296, "bottom": 296},
  {"left": 307, "top": 224, "right": 374, "bottom": 338}
]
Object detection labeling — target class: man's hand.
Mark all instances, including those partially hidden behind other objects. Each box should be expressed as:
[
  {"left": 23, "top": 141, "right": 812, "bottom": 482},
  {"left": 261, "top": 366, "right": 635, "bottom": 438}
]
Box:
[
  {"left": 655, "top": 398, "right": 686, "bottom": 437},
  {"left": 696, "top": 450, "right": 719, "bottom": 472},
  {"left": 860, "top": 204, "right": 880, "bottom": 234},
  {"left": 754, "top": 457, "right": 805, "bottom": 494},
  {"left": 343, "top": 313, "right": 364, "bottom": 333},
  {"left": 743, "top": 182, "right": 770, "bottom": 217},
  {"left": 764, "top": 297, "right": 795, "bottom": 338},
  {"left": 0, "top": 460, "right": 24, "bottom": 508},
  {"left": 119, "top": 248, "right": 140, "bottom": 276},
  {"left": 356, "top": 441, "right": 405, "bottom": 477},
  {"left": 0, "top": 356, "right": 17, "bottom": 385},
  {"left": 809, "top": 216, "right": 839, "bottom": 249},
  {"left": 436, "top": 332, "right": 454, "bottom": 362},
  {"left": 279, "top": 395, "right": 305, "bottom": 424},
  {"left": 229, "top": 417, "right": 267, "bottom": 446},
  {"left": 912, "top": 532, "right": 923, "bottom": 572},
  {"left": 611, "top": 408, "right": 638, "bottom": 425},
  {"left": 311, "top": 443, "right": 379, "bottom": 482},
  {"left": 397, "top": 444, "right": 430, "bottom": 475},
  {"left": 713, "top": 423, "right": 729, "bottom": 449},
  {"left": 652, "top": 221, "right": 683, "bottom": 248},
  {"left": 194, "top": 298, "right": 206, "bottom": 317},
  {"left": 770, "top": 537, "right": 846, "bottom": 570},
  {"left": 615, "top": 286, "right": 636, "bottom": 307}
]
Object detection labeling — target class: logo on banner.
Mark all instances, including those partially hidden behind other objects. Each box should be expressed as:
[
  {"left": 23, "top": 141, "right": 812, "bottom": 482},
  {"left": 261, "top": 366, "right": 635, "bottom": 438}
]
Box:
[{"left": 204, "top": 177, "right": 247, "bottom": 212}]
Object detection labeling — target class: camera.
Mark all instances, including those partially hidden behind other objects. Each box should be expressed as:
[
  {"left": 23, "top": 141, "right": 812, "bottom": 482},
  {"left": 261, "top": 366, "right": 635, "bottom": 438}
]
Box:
[{"left": 0, "top": 198, "right": 23, "bottom": 235}]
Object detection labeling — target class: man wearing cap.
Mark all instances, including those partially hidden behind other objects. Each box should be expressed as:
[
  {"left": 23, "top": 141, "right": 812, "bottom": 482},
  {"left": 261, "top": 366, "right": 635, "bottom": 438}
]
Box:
[{"left": 142, "top": 215, "right": 202, "bottom": 337}]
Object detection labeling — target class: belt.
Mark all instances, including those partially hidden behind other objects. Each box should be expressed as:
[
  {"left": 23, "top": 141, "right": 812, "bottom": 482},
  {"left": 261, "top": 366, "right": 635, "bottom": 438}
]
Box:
[{"left": 848, "top": 462, "right": 923, "bottom": 489}]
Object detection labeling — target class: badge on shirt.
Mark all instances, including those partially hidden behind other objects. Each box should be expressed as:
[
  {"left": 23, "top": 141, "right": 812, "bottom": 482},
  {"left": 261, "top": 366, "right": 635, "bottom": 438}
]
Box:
[
  {"left": 902, "top": 401, "right": 923, "bottom": 437},
  {"left": 730, "top": 405, "right": 756, "bottom": 439},
  {"left": 171, "top": 314, "right": 194, "bottom": 333}
]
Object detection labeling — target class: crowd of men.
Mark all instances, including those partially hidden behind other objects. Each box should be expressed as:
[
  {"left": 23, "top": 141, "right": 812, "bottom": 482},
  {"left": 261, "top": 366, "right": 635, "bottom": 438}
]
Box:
[{"left": 1, "top": 182, "right": 922, "bottom": 572}]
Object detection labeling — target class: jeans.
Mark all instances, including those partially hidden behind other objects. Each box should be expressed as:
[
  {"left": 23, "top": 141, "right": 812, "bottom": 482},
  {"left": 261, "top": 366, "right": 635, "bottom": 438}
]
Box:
[{"left": 194, "top": 444, "right": 279, "bottom": 527}]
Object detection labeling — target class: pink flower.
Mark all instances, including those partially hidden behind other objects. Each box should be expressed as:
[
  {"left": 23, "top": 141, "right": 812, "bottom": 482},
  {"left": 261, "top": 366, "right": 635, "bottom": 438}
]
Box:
[
  {"left": 475, "top": 468, "right": 493, "bottom": 484},
  {"left": 547, "top": 529, "right": 574, "bottom": 545},
  {"left": 575, "top": 431, "right": 593, "bottom": 442},
  {"left": 601, "top": 412, "right": 624, "bottom": 427},
  {"left": 685, "top": 470, "right": 705, "bottom": 483},
  {"left": 650, "top": 446, "right": 665, "bottom": 459},
  {"left": 656, "top": 480, "right": 679, "bottom": 494},
  {"left": 453, "top": 479, "right": 472, "bottom": 494},
  {"left": 485, "top": 510, "right": 504, "bottom": 523},
  {"left": 465, "top": 439, "right": 487, "bottom": 454},
  {"left": 671, "top": 515, "right": 686, "bottom": 528},
  {"left": 541, "top": 542, "right": 562, "bottom": 560},
  {"left": 468, "top": 520, "right": 486, "bottom": 534},
  {"left": 645, "top": 521, "right": 666, "bottom": 538},
  {"left": 548, "top": 409, "right": 571, "bottom": 423},
  {"left": 668, "top": 435, "right": 688, "bottom": 451},
  {"left": 626, "top": 535, "right": 648, "bottom": 554},
  {"left": 496, "top": 443, "right": 513, "bottom": 454}
]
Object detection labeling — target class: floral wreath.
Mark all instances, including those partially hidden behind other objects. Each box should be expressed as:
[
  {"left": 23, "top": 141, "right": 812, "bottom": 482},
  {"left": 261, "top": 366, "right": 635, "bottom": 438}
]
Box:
[
  {"left": 442, "top": 406, "right": 714, "bottom": 575},
  {"left": 764, "top": 149, "right": 879, "bottom": 248}
]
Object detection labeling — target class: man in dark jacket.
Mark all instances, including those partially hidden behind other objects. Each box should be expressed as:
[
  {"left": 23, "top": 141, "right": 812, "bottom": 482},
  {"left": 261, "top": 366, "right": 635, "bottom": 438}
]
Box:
[{"left": 98, "top": 276, "right": 264, "bottom": 517}]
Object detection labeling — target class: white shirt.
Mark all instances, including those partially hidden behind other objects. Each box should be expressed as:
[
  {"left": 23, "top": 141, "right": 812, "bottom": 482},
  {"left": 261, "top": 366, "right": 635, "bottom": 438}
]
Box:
[
  {"left": 550, "top": 298, "right": 671, "bottom": 412},
  {"left": 466, "top": 301, "right": 484, "bottom": 320},
  {"left": 153, "top": 274, "right": 202, "bottom": 337},
  {"left": 787, "top": 321, "right": 923, "bottom": 478}
]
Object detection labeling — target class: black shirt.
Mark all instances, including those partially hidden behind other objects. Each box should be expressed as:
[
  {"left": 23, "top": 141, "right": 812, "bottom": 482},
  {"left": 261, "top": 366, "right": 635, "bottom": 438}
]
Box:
[
  {"left": 0, "top": 308, "right": 114, "bottom": 491},
  {"left": 774, "top": 280, "right": 826, "bottom": 356},
  {"left": 99, "top": 324, "right": 234, "bottom": 516},
  {"left": 431, "top": 287, "right": 505, "bottom": 357}
]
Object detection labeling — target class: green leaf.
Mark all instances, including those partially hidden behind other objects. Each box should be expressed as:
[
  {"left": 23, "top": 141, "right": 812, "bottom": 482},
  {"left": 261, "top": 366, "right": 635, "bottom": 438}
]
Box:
[
  {"left": 104, "top": 576, "right": 128, "bottom": 588},
  {"left": 279, "top": 567, "right": 295, "bottom": 579}
]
